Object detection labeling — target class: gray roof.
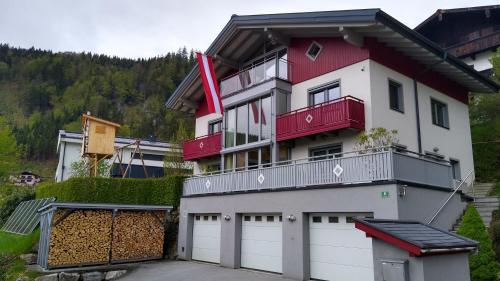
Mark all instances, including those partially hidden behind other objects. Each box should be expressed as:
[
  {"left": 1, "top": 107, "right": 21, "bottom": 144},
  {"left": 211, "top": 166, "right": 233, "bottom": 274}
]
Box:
[
  {"left": 58, "top": 130, "right": 177, "bottom": 149},
  {"left": 355, "top": 218, "right": 477, "bottom": 251},
  {"left": 166, "top": 9, "right": 499, "bottom": 112}
]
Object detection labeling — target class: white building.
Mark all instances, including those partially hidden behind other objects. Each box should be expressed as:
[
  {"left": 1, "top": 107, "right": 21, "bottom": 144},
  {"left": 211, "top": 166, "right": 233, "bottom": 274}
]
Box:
[{"left": 55, "top": 130, "right": 183, "bottom": 182}]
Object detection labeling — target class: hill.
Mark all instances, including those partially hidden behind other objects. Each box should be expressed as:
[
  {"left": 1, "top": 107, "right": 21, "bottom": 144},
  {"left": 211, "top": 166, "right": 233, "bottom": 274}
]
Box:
[{"left": 0, "top": 44, "right": 195, "bottom": 161}]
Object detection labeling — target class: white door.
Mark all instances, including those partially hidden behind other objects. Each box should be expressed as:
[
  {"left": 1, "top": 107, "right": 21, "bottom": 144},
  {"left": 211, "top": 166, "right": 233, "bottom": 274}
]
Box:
[
  {"left": 309, "top": 214, "right": 373, "bottom": 281},
  {"left": 241, "top": 214, "right": 282, "bottom": 273},
  {"left": 192, "top": 214, "right": 221, "bottom": 263}
]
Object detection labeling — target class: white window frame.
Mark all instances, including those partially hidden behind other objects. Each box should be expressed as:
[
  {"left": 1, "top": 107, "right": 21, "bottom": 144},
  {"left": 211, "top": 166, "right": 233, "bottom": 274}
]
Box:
[{"left": 306, "top": 41, "right": 323, "bottom": 61}]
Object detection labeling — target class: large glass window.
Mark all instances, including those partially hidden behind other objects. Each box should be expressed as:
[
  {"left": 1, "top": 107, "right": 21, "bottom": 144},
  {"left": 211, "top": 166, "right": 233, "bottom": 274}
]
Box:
[
  {"left": 309, "top": 83, "right": 340, "bottom": 106},
  {"left": 431, "top": 98, "right": 449, "bottom": 129},
  {"left": 223, "top": 146, "right": 272, "bottom": 171},
  {"left": 224, "top": 154, "right": 233, "bottom": 171},
  {"left": 248, "top": 149, "right": 259, "bottom": 169},
  {"left": 225, "top": 109, "right": 236, "bottom": 147},
  {"left": 261, "top": 96, "right": 271, "bottom": 140},
  {"left": 236, "top": 104, "right": 247, "bottom": 145},
  {"left": 248, "top": 100, "right": 260, "bottom": 143},
  {"left": 261, "top": 146, "right": 271, "bottom": 167},
  {"left": 235, "top": 151, "right": 246, "bottom": 171}
]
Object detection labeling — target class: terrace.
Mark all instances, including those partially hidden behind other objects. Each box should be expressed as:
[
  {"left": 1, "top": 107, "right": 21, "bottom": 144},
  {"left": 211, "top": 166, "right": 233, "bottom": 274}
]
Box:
[{"left": 183, "top": 146, "right": 454, "bottom": 196}]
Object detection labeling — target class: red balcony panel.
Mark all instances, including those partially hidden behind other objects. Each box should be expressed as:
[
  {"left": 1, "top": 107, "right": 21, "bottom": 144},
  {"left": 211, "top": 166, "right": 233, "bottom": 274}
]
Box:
[
  {"left": 183, "top": 132, "right": 222, "bottom": 161},
  {"left": 276, "top": 96, "right": 365, "bottom": 142}
]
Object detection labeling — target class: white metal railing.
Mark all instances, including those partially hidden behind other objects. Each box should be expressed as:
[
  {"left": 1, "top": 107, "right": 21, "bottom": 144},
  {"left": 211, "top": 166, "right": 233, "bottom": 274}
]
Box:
[
  {"left": 220, "top": 56, "right": 291, "bottom": 97},
  {"left": 427, "top": 169, "right": 475, "bottom": 225},
  {"left": 184, "top": 147, "right": 454, "bottom": 196}
]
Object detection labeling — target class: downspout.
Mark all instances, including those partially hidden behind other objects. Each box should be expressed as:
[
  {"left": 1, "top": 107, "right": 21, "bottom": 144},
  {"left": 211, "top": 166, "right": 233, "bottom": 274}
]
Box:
[
  {"left": 60, "top": 142, "right": 67, "bottom": 182},
  {"left": 413, "top": 52, "right": 447, "bottom": 154}
]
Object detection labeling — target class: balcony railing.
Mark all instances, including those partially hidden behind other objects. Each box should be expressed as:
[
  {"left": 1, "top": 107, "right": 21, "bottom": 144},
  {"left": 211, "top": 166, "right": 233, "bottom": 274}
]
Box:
[
  {"left": 276, "top": 96, "right": 365, "bottom": 142},
  {"left": 183, "top": 147, "right": 453, "bottom": 196},
  {"left": 182, "top": 132, "right": 221, "bottom": 161},
  {"left": 220, "top": 57, "right": 292, "bottom": 97}
]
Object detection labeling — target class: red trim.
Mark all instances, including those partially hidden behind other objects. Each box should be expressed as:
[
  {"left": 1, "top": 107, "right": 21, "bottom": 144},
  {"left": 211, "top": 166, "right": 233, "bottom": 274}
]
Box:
[
  {"left": 355, "top": 221, "right": 423, "bottom": 256},
  {"left": 182, "top": 132, "right": 222, "bottom": 161},
  {"left": 366, "top": 38, "right": 469, "bottom": 104}
]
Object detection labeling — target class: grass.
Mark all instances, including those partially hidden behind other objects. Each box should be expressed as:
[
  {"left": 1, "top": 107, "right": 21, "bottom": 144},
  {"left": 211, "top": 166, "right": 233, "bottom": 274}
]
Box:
[{"left": 0, "top": 230, "right": 41, "bottom": 280}]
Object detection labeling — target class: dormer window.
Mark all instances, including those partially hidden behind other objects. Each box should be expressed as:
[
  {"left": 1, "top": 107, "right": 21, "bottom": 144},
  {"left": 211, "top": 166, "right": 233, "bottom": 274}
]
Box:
[{"left": 306, "top": 41, "right": 322, "bottom": 61}]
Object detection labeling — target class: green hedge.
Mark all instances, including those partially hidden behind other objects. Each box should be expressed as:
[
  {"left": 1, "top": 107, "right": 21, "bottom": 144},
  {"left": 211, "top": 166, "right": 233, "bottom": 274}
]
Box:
[
  {"left": 457, "top": 205, "right": 500, "bottom": 281},
  {"left": 36, "top": 176, "right": 184, "bottom": 207}
]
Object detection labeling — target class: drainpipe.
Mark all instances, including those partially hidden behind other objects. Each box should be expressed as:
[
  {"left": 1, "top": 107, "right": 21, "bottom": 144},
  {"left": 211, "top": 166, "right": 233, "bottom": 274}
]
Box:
[
  {"left": 413, "top": 52, "right": 447, "bottom": 154},
  {"left": 60, "top": 142, "right": 66, "bottom": 182}
]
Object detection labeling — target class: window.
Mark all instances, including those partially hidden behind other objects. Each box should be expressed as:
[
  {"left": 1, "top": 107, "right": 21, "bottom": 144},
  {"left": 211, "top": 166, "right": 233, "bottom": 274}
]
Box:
[
  {"left": 223, "top": 146, "right": 272, "bottom": 171},
  {"left": 306, "top": 41, "right": 323, "bottom": 61},
  {"left": 451, "top": 159, "right": 461, "bottom": 180},
  {"left": 312, "top": 216, "right": 322, "bottom": 223},
  {"left": 278, "top": 145, "right": 291, "bottom": 163},
  {"left": 431, "top": 98, "right": 449, "bottom": 129},
  {"left": 267, "top": 216, "right": 274, "bottom": 222},
  {"left": 212, "top": 216, "right": 217, "bottom": 221},
  {"left": 224, "top": 154, "right": 234, "bottom": 172},
  {"left": 244, "top": 216, "right": 251, "bottom": 221},
  {"left": 195, "top": 215, "right": 200, "bottom": 221},
  {"left": 208, "top": 120, "right": 222, "bottom": 135},
  {"left": 225, "top": 109, "right": 236, "bottom": 147},
  {"left": 235, "top": 151, "right": 246, "bottom": 171},
  {"left": 255, "top": 216, "right": 262, "bottom": 222},
  {"left": 261, "top": 146, "right": 271, "bottom": 167},
  {"left": 248, "top": 100, "right": 260, "bottom": 143},
  {"left": 388, "top": 80, "right": 404, "bottom": 113},
  {"left": 309, "top": 83, "right": 340, "bottom": 106},
  {"left": 261, "top": 96, "right": 272, "bottom": 140},
  {"left": 346, "top": 216, "right": 354, "bottom": 223},
  {"left": 236, "top": 104, "right": 248, "bottom": 145},
  {"left": 279, "top": 216, "right": 282, "bottom": 222},
  {"left": 248, "top": 149, "right": 259, "bottom": 169},
  {"left": 203, "top": 216, "right": 209, "bottom": 221},
  {"left": 310, "top": 144, "right": 342, "bottom": 161},
  {"left": 133, "top": 153, "right": 164, "bottom": 161},
  {"left": 328, "top": 216, "right": 339, "bottom": 223}
]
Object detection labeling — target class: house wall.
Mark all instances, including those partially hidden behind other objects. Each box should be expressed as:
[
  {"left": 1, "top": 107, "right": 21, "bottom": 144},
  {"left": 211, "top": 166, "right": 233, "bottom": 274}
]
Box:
[
  {"left": 462, "top": 50, "right": 494, "bottom": 72},
  {"left": 178, "top": 184, "right": 465, "bottom": 280},
  {"left": 371, "top": 239, "right": 471, "bottom": 281}
]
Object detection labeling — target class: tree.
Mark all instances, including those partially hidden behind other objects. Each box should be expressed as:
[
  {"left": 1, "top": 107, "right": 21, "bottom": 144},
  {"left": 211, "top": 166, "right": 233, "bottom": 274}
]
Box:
[
  {"left": 0, "top": 116, "right": 20, "bottom": 180},
  {"left": 164, "top": 119, "right": 192, "bottom": 176},
  {"left": 69, "top": 158, "right": 111, "bottom": 178},
  {"left": 354, "top": 127, "right": 399, "bottom": 153},
  {"left": 457, "top": 205, "right": 500, "bottom": 281}
]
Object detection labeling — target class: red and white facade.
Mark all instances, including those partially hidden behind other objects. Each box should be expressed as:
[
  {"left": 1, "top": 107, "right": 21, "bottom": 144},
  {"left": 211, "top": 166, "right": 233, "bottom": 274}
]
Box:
[{"left": 167, "top": 9, "right": 498, "bottom": 281}]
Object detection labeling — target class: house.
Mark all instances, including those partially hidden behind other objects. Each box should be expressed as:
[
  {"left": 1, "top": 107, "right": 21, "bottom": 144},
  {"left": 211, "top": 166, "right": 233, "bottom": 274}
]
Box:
[
  {"left": 12, "top": 172, "right": 41, "bottom": 186},
  {"left": 55, "top": 130, "right": 184, "bottom": 182},
  {"left": 415, "top": 5, "right": 500, "bottom": 76},
  {"left": 166, "top": 9, "right": 499, "bottom": 281}
]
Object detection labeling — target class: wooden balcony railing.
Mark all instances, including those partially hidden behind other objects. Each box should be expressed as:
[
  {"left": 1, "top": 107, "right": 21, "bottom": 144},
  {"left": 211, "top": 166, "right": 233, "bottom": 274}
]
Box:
[
  {"left": 182, "top": 132, "right": 222, "bottom": 161},
  {"left": 276, "top": 96, "right": 365, "bottom": 142}
]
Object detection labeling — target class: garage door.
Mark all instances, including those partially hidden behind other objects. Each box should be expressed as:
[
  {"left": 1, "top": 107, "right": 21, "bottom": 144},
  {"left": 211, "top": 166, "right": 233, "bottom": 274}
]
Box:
[
  {"left": 309, "top": 214, "right": 373, "bottom": 281},
  {"left": 241, "top": 214, "right": 282, "bottom": 273},
  {"left": 192, "top": 214, "right": 221, "bottom": 263}
]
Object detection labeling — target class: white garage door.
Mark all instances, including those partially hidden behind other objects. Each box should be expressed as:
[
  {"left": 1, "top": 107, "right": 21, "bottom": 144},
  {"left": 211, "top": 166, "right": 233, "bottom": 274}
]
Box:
[
  {"left": 241, "top": 214, "right": 282, "bottom": 273},
  {"left": 192, "top": 214, "right": 221, "bottom": 263},
  {"left": 309, "top": 214, "right": 373, "bottom": 281}
]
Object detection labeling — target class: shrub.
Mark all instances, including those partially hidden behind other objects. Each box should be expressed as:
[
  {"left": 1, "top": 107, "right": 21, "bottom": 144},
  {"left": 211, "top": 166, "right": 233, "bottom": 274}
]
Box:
[
  {"left": 457, "top": 205, "right": 500, "bottom": 281},
  {"left": 36, "top": 176, "right": 184, "bottom": 207},
  {"left": 0, "top": 184, "right": 35, "bottom": 227}
]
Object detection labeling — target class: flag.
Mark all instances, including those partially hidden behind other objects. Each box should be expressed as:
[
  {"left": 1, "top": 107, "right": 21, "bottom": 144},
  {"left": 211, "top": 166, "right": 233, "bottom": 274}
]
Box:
[{"left": 196, "top": 53, "right": 223, "bottom": 114}]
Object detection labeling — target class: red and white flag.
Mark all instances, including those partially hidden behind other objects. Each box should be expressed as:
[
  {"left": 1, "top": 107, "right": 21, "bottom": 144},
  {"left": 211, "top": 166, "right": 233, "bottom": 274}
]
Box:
[{"left": 196, "top": 53, "right": 223, "bottom": 114}]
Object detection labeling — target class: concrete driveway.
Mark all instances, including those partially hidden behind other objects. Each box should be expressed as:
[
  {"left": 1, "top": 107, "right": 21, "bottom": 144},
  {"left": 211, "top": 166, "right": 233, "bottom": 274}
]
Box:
[{"left": 120, "top": 260, "right": 295, "bottom": 281}]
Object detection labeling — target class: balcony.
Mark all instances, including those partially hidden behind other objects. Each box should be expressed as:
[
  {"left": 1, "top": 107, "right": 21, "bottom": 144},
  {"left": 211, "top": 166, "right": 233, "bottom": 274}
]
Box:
[
  {"left": 220, "top": 57, "right": 292, "bottom": 97},
  {"left": 276, "top": 96, "right": 365, "bottom": 142},
  {"left": 182, "top": 132, "right": 221, "bottom": 161},
  {"left": 183, "top": 147, "right": 454, "bottom": 196}
]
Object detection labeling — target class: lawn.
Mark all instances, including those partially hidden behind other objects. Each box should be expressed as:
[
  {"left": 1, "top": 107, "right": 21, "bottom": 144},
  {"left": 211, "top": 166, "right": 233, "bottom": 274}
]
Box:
[{"left": 0, "top": 230, "right": 41, "bottom": 280}]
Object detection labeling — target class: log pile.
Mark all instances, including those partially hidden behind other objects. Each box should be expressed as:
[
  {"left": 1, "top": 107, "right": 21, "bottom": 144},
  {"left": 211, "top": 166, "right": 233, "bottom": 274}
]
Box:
[
  {"left": 111, "top": 211, "right": 165, "bottom": 261},
  {"left": 47, "top": 210, "right": 112, "bottom": 266}
]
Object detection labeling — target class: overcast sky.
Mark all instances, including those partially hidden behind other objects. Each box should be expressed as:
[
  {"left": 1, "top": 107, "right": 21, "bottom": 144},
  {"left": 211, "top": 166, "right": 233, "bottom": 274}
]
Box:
[{"left": 0, "top": 0, "right": 497, "bottom": 59}]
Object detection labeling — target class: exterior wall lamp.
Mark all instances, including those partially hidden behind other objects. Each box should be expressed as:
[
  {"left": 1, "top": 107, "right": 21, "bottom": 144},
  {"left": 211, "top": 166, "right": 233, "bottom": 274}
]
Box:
[
  {"left": 398, "top": 185, "right": 407, "bottom": 197},
  {"left": 287, "top": 215, "right": 296, "bottom": 222},
  {"left": 224, "top": 215, "right": 231, "bottom": 221}
]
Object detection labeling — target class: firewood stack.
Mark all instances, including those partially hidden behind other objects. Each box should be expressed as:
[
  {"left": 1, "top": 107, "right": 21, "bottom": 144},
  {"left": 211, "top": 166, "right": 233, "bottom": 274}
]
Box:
[
  {"left": 111, "top": 211, "right": 165, "bottom": 261},
  {"left": 47, "top": 210, "right": 113, "bottom": 266}
]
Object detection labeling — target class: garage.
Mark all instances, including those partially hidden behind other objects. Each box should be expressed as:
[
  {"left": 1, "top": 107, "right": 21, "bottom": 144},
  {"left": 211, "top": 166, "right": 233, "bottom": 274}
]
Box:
[
  {"left": 309, "top": 213, "right": 373, "bottom": 281},
  {"left": 241, "top": 214, "right": 282, "bottom": 273},
  {"left": 192, "top": 214, "right": 221, "bottom": 263}
]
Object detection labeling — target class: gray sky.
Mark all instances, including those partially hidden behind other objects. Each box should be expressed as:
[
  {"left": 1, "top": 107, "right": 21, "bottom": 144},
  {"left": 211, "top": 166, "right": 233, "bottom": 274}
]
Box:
[{"left": 0, "top": 0, "right": 497, "bottom": 59}]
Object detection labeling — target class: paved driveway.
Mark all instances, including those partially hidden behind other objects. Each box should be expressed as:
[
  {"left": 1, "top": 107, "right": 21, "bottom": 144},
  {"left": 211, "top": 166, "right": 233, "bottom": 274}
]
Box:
[{"left": 120, "top": 260, "right": 295, "bottom": 281}]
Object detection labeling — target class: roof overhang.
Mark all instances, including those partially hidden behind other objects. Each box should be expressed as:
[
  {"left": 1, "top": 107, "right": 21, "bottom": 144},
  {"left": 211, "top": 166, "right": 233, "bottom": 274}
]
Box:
[{"left": 166, "top": 9, "right": 499, "bottom": 112}]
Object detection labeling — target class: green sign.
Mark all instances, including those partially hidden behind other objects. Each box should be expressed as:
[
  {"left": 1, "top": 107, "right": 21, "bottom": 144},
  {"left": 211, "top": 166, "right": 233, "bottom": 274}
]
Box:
[{"left": 381, "top": 191, "right": 390, "bottom": 198}]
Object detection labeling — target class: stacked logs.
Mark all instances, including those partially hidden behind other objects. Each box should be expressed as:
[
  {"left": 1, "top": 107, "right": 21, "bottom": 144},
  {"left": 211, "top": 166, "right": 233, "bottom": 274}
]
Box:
[
  {"left": 47, "top": 210, "right": 113, "bottom": 266},
  {"left": 111, "top": 211, "right": 165, "bottom": 261}
]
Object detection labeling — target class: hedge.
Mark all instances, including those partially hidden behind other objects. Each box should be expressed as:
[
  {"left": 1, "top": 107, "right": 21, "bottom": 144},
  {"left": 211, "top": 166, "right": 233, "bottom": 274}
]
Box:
[
  {"left": 36, "top": 176, "right": 184, "bottom": 207},
  {"left": 457, "top": 205, "right": 500, "bottom": 281}
]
